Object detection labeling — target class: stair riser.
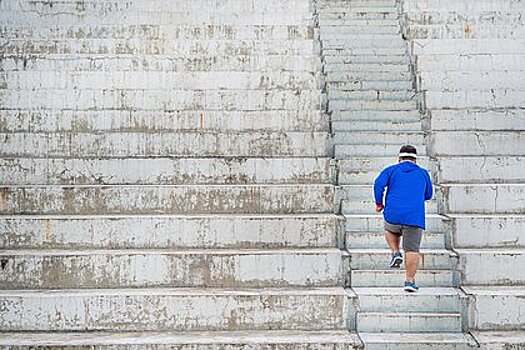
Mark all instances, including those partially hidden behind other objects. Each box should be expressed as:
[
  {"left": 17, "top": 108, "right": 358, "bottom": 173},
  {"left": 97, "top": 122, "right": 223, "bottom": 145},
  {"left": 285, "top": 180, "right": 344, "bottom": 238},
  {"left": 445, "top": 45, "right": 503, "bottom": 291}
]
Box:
[
  {"left": 322, "top": 39, "right": 405, "bottom": 50},
  {"left": 0, "top": 216, "right": 340, "bottom": 250},
  {"left": 0, "top": 158, "right": 332, "bottom": 185},
  {"left": 327, "top": 80, "right": 413, "bottom": 91},
  {"left": 0, "top": 55, "right": 321, "bottom": 73},
  {"left": 332, "top": 121, "right": 422, "bottom": 133},
  {"left": 0, "top": 186, "right": 334, "bottom": 215},
  {"left": 0, "top": 133, "right": 330, "bottom": 158},
  {"left": 328, "top": 91, "right": 415, "bottom": 101},
  {"left": 429, "top": 132, "right": 525, "bottom": 157},
  {"left": 351, "top": 271, "right": 453, "bottom": 287},
  {"left": 357, "top": 314, "right": 461, "bottom": 333},
  {"left": 346, "top": 232, "right": 445, "bottom": 249},
  {"left": 452, "top": 216, "right": 525, "bottom": 249},
  {"left": 3, "top": 71, "right": 322, "bottom": 90},
  {"left": 344, "top": 216, "right": 449, "bottom": 233},
  {"left": 320, "top": 27, "right": 400, "bottom": 36},
  {"left": 341, "top": 201, "right": 438, "bottom": 215},
  {"left": 459, "top": 252, "right": 525, "bottom": 286},
  {"left": 0, "top": 252, "right": 343, "bottom": 289},
  {"left": 437, "top": 157, "right": 525, "bottom": 184},
  {"left": 329, "top": 100, "right": 417, "bottom": 111},
  {"left": 349, "top": 252, "right": 453, "bottom": 270},
  {"left": 0, "top": 293, "right": 348, "bottom": 331},
  {"left": 324, "top": 55, "right": 407, "bottom": 65},
  {"left": 327, "top": 71, "right": 410, "bottom": 82},
  {"left": 356, "top": 295, "right": 461, "bottom": 313},
  {"left": 331, "top": 110, "right": 420, "bottom": 121},
  {"left": 338, "top": 157, "right": 430, "bottom": 174},
  {"left": 333, "top": 132, "right": 425, "bottom": 145},
  {"left": 466, "top": 291, "right": 524, "bottom": 331},
  {"left": 442, "top": 185, "right": 525, "bottom": 215},
  {"left": 323, "top": 48, "right": 406, "bottom": 56},
  {"left": 0, "top": 110, "right": 328, "bottom": 133},
  {"left": 0, "top": 89, "right": 323, "bottom": 111},
  {"left": 336, "top": 145, "right": 427, "bottom": 157}
]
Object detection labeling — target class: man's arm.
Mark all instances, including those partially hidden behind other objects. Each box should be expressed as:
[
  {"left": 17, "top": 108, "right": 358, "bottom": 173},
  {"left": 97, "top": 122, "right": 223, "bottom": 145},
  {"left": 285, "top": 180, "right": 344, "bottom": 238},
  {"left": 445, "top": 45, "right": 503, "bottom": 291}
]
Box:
[{"left": 424, "top": 170, "right": 433, "bottom": 201}]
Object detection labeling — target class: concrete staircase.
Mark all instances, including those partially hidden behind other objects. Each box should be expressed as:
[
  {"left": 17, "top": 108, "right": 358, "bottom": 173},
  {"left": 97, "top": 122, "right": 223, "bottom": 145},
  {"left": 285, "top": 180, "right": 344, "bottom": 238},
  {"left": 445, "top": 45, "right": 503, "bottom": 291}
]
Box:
[
  {"left": 404, "top": 0, "right": 525, "bottom": 348},
  {"left": 319, "top": 0, "right": 476, "bottom": 348},
  {"left": 0, "top": 0, "right": 362, "bottom": 348}
]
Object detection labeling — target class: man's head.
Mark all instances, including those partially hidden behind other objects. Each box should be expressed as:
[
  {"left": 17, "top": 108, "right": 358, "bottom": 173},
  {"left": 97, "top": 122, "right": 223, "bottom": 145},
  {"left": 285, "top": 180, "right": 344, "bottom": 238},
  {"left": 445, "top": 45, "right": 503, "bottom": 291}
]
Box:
[{"left": 399, "top": 145, "right": 417, "bottom": 163}]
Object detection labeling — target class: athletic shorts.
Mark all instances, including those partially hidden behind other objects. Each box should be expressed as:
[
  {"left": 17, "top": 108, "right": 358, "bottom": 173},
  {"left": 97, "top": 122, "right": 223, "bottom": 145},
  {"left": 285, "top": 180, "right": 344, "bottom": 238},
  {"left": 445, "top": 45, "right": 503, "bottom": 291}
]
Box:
[{"left": 384, "top": 221, "right": 423, "bottom": 253}]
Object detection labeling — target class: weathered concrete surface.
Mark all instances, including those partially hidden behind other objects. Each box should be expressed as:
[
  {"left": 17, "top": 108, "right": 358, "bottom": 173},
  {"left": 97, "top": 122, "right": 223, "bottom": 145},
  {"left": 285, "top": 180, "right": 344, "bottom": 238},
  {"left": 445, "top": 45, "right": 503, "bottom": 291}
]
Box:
[
  {"left": 0, "top": 110, "right": 328, "bottom": 132},
  {"left": 473, "top": 331, "right": 525, "bottom": 350},
  {"left": 344, "top": 214, "right": 450, "bottom": 233},
  {"left": 464, "top": 287, "right": 525, "bottom": 331},
  {"left": 348, "top": 249, "right": 454, "bottom": 270},
  {"left": 0, "top": 248, "right": 343, "bottom": 289},
  {"left": 351, "top": 269, "right": 454, "bottom": 288},
  {"left": 360, "top": 332, "right": 477, "bottom": 350},
  {"left": 0, "top": 330, "right": 364, "bottom": 349},
  {"left": 0, "top": 132, "right": 331, "bottom": 158},
  {"left": 0, "top": 215, "right": 340, "bottom": 249},
  {"left": 0, "top": 158, "right": 333, "bottom": 185},
  {"left": 357, "top": 312, "right": 461, "bottom": 333},
  {"left": 451, "top": 215, "right": 525, "bottom": 248},
  {"left": 429, "top": 110, "right": 525, "bottom": 131},
  {"left": 0, "top": 185, "right": 335, "bottom": 215},
  {"left": 456, "top": 249, "right": 525, "bottom": 285},
  {"left": 442, "top": 185, "right": 525, "bottom": 215},
  {"left": 0, "top": 288, "right": 348, "bottom": 331},
  {"left": 436, "top": 157, "right": 525, "bottom": 183}
]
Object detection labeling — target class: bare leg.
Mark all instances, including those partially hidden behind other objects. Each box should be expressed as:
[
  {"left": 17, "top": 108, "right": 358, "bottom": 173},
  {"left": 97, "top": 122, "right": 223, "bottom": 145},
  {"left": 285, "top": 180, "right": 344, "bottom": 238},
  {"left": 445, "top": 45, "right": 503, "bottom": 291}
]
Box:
[
  {"left": 405, "top": 251, "right": 419, "bottom": 282},
  {"left": 385, "top": 231, "right": 401, "bottom": 253}
]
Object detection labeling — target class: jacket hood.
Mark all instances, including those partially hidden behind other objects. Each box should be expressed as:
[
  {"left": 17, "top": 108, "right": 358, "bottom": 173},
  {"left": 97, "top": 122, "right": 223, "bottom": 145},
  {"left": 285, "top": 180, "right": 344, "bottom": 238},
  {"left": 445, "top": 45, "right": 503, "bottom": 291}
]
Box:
[{"left": 399, "top": 161, "right": 419, "bottom": 172}]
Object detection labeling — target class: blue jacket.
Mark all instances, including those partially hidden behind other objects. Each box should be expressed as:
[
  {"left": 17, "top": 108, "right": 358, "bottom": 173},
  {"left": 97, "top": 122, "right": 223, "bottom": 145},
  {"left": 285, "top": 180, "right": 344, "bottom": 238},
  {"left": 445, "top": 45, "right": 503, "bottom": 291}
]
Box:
[{"left": 374, "top": 161, "right": 433, "bottom": 229}]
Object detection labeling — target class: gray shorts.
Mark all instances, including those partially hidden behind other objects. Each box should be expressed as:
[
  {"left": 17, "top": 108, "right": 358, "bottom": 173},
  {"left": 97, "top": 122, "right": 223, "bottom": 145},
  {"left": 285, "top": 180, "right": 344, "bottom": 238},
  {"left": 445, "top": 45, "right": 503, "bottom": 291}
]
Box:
[{"left": 384, "top": 221, "right": 423, "bottom": 253}]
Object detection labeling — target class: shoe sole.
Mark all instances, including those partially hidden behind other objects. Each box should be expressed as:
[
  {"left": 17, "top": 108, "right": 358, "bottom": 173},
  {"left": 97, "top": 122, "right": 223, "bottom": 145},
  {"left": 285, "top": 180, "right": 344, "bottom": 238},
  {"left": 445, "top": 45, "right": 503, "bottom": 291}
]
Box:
[
  {"left": 389, "top": 256, "right": 403, "bottom": 268},
  {"left": 404, "top": 286, "right": 419, "bottom": 292}
]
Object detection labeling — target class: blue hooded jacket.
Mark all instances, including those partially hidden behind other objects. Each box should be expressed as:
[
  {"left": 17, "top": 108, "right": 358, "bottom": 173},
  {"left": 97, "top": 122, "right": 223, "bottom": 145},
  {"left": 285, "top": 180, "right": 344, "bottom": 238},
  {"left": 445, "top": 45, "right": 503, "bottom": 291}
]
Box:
[{"left": 374, "top": 161, "right": 433, "bottom": 229}]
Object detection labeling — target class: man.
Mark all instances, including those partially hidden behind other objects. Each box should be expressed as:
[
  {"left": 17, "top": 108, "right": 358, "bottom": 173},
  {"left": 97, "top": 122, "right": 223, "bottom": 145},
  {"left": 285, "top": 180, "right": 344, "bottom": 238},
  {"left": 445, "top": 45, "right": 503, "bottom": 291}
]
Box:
[{"left": 373, "top": 145, "right": 433, "bottom": 292}]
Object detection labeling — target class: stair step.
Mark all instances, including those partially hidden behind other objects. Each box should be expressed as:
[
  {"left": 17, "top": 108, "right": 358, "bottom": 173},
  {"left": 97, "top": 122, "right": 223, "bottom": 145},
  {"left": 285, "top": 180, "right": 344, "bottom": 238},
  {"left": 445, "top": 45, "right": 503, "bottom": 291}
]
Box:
[
  {"left": 343, "top": 214, "right": 450, "bottom": 233},
  {"left": 327, "top": 80, "right": 413, "bottom": 91},
  {"left": 346, "top": 231, "right": 445, "bottom": 249},
  {"left": 347, "top": 249, "right": 455, "bottom": 270},
  {"left": 330, "top": 99, "right": 417, "bottom": 111},
  {"left": 0, "top": 184, "right": 334, "bottom": 215},
  {"left": 338, "top": 156, "right": 430, "bottom": 174},
  {"left": 472, "top": 330, "right": 525, "bottom": 350},
  {"left": 324, "top": 54, "right": 407, "bottom": 65},
  {"left": 331, "top": 110, "right": 420, "bottom": 122},
  {"left": 0, "top": 132, "right": 330, "bottom": 158},
  {"left": 323, "top": 47, "right": 406, "bottom": 56},
  {"left": 328, "top": 90, "right": 415, "bottom": 101},
  {"left": 0, "top": 157, "right": 332, "bottom": 185},
  {"left": 339, "top": 184, "right": 435, "bottom": 200},
  {"left": 0, "top": 214, "right": 341, "bottom": 250},
  {"left": 327, "top": 70, "right": 411, "bottom": 82},
  {"left": 319, "top": 13, "right": 399, "bottom": 22},
  {"left": 361, "top": 332, "right": 477, "bottom": 350},
  {"left": 341, "top": 199, "right": 438, "bottom": 215},
  {"left": 0, "top": 287, "right": 349, "bottom": 331},
  {"left": 320, "top": 25, "right": 400, "bottom": 36},
  {"left": 0, "top": 330, "right": 364, "bottom": 348},
  {"left": 0, "top": 248, "right": 343, "bottom": 289},
  {"left": 335, "top": 144, "right": 427, "bottom": 157},
  {"left": 324, "top": 63, "right": 409, "bottom": 73},
  {"left": 332, "top": 120, "right": 422, "bottom": 133},
  {"left": 354, "top": 288, "right": 462, "bottom": 313},
  {"left": 351, "top": 269, "right": 454, "bottom": 287},
  {"left": 357, "top": 312, "right": 462, "bottom": 333},
  {"left": 319, "top": 0, "right": 397, "bottom": 7},
  {"left": 0, "top": 109, "right": 328, "bottom": 133},
  {"left": 322, "top": 38, "right": 405, "bottom": 50},
  {"left": 333, "top": 131, "right": 425, "bottom": 145}
]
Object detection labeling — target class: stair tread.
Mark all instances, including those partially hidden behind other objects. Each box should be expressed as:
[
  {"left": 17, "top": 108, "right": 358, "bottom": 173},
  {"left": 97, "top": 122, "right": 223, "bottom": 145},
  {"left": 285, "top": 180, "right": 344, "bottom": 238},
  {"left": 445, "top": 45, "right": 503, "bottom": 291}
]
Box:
[
  {"left": 354, "top": 287, "right": 459, "bottom": 296},
  {"left": 0, "top": 286, "right": 348, "bottom": 296},
  {"left": 361, "top": 332, "right": 475, "bottom": 343},
  {"left": 0, "top": 330, "right": 362, "bottom": 345}
]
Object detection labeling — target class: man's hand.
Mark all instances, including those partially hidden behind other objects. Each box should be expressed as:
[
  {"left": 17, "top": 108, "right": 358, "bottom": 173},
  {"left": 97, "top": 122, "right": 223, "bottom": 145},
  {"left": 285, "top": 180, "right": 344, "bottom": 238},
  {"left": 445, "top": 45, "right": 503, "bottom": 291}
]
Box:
[{"left": 375, "top": 204, "right": 384, "bottom": 213}]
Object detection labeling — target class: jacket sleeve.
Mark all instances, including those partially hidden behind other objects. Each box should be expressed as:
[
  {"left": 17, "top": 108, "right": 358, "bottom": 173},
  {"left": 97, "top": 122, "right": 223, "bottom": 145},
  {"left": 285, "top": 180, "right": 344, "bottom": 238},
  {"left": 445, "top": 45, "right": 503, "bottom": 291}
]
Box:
[
  {"left": 374, "top": 167, "right": 391, "bottom": 205},
  {"left": 424, "top": 170, "right": 433, "bottom": 201}
]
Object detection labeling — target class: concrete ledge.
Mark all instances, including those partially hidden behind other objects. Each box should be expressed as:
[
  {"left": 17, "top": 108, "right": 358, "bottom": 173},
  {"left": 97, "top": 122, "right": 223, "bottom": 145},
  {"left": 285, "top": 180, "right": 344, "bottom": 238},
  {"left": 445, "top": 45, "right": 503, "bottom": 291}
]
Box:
[
  {"left": 0, "top": 157, "right": 332, "bottom": 185},
  {"left": 0, "top": 184, "right": 335, "bottom": 215},
  {"left": 456, "top": 249, "right": 525, "bottom": 285},
  {"left": 442, "top": 184, "right": 525, "bottom": 214},
  {"left": 463, "top": 286, "right": 525, "bottom": 330},
  {"left": 437, "top": 157, "right": 525, "bottom": 183},
  {"left": 450, "top": 215, "right": 525, "bottom": 248},
  {"left": 0, "top": 287, "right": 349, "bottom": 331},
  {"left": 0, "top": 330, "right": 364, "bottom": 348},
  {"left": 0, "top": 214, "right": 341, "bottom": 249},
  {"left": 429, "top": 109, "right": 525, "bottom": 131},
  {"left": 0, "top": 248, "right": 344, "bottom": 289},
  {"left": 0, "top": 131, "right": 331, "bottom": 158},
  {"left": 473, "top": 330, "right": 525, "bottom": 350},
  {"left": 430, "top": 132, "right": 524, "bottom": 156}
]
